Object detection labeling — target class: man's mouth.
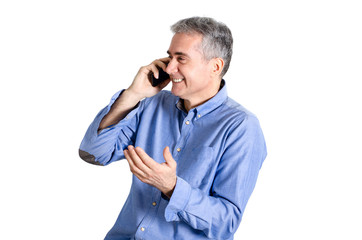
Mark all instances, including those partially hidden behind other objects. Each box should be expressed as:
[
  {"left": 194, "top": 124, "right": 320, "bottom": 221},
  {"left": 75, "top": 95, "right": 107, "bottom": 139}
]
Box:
[{"left": 172, "top": 78, "right": 184, "bottom": 83}]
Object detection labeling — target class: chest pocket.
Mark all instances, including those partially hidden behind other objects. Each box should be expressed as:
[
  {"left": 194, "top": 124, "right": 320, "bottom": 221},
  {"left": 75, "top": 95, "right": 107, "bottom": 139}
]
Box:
[{"left": 176, "top": 146, "right": 216, "bottom": 189}]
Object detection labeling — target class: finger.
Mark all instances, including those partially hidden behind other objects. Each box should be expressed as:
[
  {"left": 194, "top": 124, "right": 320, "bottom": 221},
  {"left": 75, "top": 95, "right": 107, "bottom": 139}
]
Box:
[
  {"left": 158, "top": 57, "right": 171, "bottom": 63},
  {"left": 127, "top": 146, "right": 151, "bottom": 173},
  {"left": 153, "top": 58, "right": 170, "bottom": 72},
  {"left": 155, "top": 60, "right": 167, "bottom": 72},
  {"left": 124, "top": 149, "right": 136, "bottom": 170},
  {"left": 163, "top": 146, "right": 176, "bottom": 168},
  {"left": 148, "top": 63, "right": 160, "bottom": 79},
  {"left": 134, "top": 147, "right": 159, "bottom": 169},
  {"left": 124, "top": 149, "right": 147, "bottom": 178}
]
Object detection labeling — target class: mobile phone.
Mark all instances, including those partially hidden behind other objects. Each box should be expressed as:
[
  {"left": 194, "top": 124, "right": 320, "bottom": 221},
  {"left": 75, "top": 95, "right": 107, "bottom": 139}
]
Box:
[{"left": 151, "top": 67, "right": 170, "bottom": 87}]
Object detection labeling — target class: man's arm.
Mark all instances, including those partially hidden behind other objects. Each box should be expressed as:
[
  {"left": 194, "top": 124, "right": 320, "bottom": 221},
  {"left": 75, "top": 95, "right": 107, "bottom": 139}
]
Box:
[
  {"left": 120, "top": 115, "right": 267, "bottom": 239},
  {"left": 124, "top": 145, "right": 177, "bottom": 198},
  {"left": 98, "top": 89, "right": 142, "bottom": 131},
  {"left": 99, "top": 58, "right": 171, "bottom": 131},
  {"left": 79, "top": 58, "right": 171, "bottom": 165},
  {"left": 164, "top": 116, "right": 267, "bottom": 239}
]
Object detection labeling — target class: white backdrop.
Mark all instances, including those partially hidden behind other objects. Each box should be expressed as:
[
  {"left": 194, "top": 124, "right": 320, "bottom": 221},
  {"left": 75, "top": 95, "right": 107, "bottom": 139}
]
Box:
[{"left": 1, "top": 0, "right": 361, "bottom": 239}]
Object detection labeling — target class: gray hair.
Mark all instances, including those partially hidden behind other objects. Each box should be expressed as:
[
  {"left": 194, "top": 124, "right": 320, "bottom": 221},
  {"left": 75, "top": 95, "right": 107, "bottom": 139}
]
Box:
[{"left": 171, "top": 17, "right": 233, "bottom": 77}]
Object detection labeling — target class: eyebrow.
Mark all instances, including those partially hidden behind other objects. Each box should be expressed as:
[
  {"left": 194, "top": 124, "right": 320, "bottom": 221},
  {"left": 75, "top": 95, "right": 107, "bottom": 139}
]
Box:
[{"left": 167, "top": 50, "right": 190, "bottom": 58}]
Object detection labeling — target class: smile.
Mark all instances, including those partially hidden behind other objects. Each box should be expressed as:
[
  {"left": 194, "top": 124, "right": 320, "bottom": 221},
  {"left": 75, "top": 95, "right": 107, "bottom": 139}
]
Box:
[{"left": 172, "top": 78, "right": 184, "bottom": 83}]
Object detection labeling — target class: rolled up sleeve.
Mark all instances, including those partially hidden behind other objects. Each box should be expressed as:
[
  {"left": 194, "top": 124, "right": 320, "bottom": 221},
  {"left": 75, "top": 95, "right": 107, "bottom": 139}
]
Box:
[{"left": 79, "top": 90, "right": 143, "bottom": 166}]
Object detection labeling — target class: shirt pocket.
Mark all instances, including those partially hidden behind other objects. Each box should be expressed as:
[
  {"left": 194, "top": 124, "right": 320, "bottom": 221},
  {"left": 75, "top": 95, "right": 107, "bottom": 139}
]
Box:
[{"left": 177, "top": 146, "right": 216, "bottom": 189}]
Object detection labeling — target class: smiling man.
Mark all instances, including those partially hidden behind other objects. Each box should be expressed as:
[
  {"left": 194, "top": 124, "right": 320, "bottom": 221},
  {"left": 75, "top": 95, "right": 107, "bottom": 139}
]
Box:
[{"left": 79, "top": 17, "right": 267, "bottom": 240}]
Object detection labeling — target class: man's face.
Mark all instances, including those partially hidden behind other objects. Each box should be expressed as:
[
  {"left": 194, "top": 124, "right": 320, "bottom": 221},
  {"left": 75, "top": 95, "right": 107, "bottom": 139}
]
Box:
[{"left": 166, "top": 33, "right": 217, "bottom": 105}]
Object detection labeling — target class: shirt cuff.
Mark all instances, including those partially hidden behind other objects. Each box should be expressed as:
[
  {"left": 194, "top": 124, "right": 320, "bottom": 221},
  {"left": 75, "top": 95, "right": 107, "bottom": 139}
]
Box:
[{"left": 164, "top": 176, "right": 191, "bottom": 222}]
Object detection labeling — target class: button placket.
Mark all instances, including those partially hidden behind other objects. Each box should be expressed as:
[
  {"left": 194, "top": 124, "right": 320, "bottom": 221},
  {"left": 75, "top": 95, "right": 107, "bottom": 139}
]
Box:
[
  {"left": 174, "top": 112, "right": 194, "bottom": 157},
  {"left": 134, "top": 189, "right": 161, "bottom": 239}
]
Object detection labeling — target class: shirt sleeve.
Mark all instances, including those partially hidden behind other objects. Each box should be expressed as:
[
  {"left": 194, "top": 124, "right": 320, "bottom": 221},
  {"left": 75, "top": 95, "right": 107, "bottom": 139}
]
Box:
[
  {"left": 79, "top": 90, "right": 144, "bottom": 166},
  {"left": 164, "top": 115, "right": 267, "bottom": 239}
]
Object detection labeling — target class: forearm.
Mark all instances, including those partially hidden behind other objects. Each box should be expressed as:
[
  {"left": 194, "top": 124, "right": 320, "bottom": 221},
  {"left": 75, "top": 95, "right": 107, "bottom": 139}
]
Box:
[
  {"left": 98, "top": 89, "right": 143, "bottom": 131},
  {"left": 99, "top": 57, "right": 171, "bottom": 131},
  {"left": 165, "top": 117, "right": 267, "bottom": 239},
  {"left": 79, "top": 90, "right": 143, "bottom": 166}
]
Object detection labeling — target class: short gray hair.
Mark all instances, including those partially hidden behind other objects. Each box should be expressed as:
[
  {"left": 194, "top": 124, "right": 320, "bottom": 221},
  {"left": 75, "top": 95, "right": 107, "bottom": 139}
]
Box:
[{"left": 171, "top": 17, "right": 233, "bottom": 77}]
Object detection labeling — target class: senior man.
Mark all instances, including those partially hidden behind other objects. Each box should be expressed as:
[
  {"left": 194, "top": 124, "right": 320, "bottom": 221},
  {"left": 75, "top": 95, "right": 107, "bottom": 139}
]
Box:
[{"left": 79, "top": 16, "right": 267, "bottom": 240}]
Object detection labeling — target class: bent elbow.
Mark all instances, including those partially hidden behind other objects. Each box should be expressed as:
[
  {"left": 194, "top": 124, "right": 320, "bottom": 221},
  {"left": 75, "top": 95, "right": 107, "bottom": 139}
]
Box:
[{"left": 79, "top": 149, "right": 104, "bottom": 166}]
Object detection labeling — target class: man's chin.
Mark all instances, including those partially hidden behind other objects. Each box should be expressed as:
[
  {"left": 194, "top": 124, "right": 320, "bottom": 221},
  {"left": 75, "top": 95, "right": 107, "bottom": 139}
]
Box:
[
  {"left": 171, "top": 84, "right": 184, "bottom": 97},
  {"left": 171, "top": 88, "right": 181, "bottom": 97}
]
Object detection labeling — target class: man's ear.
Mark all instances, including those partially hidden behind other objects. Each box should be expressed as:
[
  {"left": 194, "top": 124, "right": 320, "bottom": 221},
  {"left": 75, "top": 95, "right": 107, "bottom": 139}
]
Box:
[{"left": 211, "top": 57, "right": 224, "bottom": 76}]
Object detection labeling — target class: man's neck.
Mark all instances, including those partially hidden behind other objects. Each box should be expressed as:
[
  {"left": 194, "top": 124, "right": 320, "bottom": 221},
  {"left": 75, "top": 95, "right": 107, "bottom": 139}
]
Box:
[{"left": 182, "top": 79, "right": 223, "bottom": 112}]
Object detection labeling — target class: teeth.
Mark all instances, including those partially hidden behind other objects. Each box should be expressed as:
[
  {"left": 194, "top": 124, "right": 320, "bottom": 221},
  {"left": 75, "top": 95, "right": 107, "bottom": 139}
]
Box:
[{"left": 172, "top": 78, "right": 184, "bottom": 83}]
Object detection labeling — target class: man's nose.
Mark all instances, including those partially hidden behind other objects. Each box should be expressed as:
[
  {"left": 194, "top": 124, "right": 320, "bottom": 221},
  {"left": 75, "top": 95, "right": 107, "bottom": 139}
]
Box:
[{"left": 165, "top": 59, "right": 178, "bottom": 75}]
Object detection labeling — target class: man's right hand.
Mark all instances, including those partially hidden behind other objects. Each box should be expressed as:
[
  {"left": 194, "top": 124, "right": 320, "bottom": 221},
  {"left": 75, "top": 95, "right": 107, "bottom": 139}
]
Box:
[
  {"left": 127, "top": 57, "right": 171, "bottom": 100},
  {"left": 98, "top": 58, "right": 170, "bottom": 131}
]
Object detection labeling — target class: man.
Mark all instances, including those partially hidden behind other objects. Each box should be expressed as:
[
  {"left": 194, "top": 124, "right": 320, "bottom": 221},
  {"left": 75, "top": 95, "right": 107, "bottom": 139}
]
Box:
[{"left": 79, "top": 17, "right": 267, "bottom": 240}]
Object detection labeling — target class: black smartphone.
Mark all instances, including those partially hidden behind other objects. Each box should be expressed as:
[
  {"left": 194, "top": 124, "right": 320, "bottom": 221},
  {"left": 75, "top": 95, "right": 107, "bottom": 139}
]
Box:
[{"left": 151, "top": 67, "right": 170, "bottom": 87}]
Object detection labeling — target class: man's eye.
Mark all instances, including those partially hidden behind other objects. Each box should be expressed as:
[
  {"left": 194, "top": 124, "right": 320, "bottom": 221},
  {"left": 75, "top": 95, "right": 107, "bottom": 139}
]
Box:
[{"left": 178, "top": 57, "right": 185, "bottom": 62}]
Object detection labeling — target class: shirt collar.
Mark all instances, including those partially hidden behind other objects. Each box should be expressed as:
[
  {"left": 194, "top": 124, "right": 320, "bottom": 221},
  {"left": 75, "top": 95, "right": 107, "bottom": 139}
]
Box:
[{"left": 175, "top": 79, "right": 228, "bottom": 117}]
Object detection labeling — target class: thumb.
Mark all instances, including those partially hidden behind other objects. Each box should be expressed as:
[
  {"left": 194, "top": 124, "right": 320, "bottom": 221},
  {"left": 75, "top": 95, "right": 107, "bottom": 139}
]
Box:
[{"left": 163, "top": 146, "right": 176, "bottom": 168}]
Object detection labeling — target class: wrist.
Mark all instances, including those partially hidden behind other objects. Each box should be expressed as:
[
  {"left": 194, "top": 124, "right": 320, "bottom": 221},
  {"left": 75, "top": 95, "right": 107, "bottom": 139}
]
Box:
[
  {"left": 122, "top": 89, "right": 145, "bottom": 104},
  {"left": 163, "top": 177, "right": 177, "bottom": 199}
]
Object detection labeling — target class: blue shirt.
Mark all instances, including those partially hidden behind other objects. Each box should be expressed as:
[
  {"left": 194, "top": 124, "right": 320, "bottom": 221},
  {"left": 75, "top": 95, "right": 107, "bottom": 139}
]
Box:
[{"left": 79, "top": 81, "right": 267, "bottom": 240}]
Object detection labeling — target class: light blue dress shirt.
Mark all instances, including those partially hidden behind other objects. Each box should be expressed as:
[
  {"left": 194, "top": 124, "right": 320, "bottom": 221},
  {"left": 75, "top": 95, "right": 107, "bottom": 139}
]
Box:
[{"left": 79, "top": 81, "right": 267, "bottom": 240}]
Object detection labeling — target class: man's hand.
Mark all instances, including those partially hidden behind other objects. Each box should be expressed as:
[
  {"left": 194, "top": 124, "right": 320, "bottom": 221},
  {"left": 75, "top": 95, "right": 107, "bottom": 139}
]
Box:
[
  {"left": 124, "top": 145, "right": 177, "bottom": 198},
  {"left": 98, "top": 58, "right": 170, "bottom": 131},
  {"left": 127, "top": 57, "right": 171, "bottom": 100}
]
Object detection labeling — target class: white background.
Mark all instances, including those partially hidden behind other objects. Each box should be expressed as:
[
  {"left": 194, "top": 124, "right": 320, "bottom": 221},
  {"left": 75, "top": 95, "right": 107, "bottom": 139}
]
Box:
[{"left": 1, "top": 0, "right": 361, "bottom": 239}]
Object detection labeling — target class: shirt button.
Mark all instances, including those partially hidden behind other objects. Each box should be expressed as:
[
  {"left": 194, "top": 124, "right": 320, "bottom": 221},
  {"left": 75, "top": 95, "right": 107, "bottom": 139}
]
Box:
[
  {"left": 185, "top": 120, "right": 190, "bottom": 125},
  {"left": 141, "top": 227, "right": 145, "bottom": 232},
  {"left": 152, "top": 202, "right": 157, "bottom": 206},
  {"left": 177, "top": 148, "right": 181, "bottom": 152}
]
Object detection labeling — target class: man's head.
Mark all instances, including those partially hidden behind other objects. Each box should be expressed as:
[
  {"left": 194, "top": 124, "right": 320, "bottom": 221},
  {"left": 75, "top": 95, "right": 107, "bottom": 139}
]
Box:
[
  {"left": 170, "top": 17, "right": 233, "bottom": 77},
  {"left": 165, "top": 17, "right": 233, "bottom": 110}
]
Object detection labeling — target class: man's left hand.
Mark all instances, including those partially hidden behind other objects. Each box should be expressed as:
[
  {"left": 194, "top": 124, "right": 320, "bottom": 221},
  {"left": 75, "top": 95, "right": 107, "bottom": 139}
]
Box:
[{"left": 124, "top": 145, "right": 177, "bottom": 198}]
